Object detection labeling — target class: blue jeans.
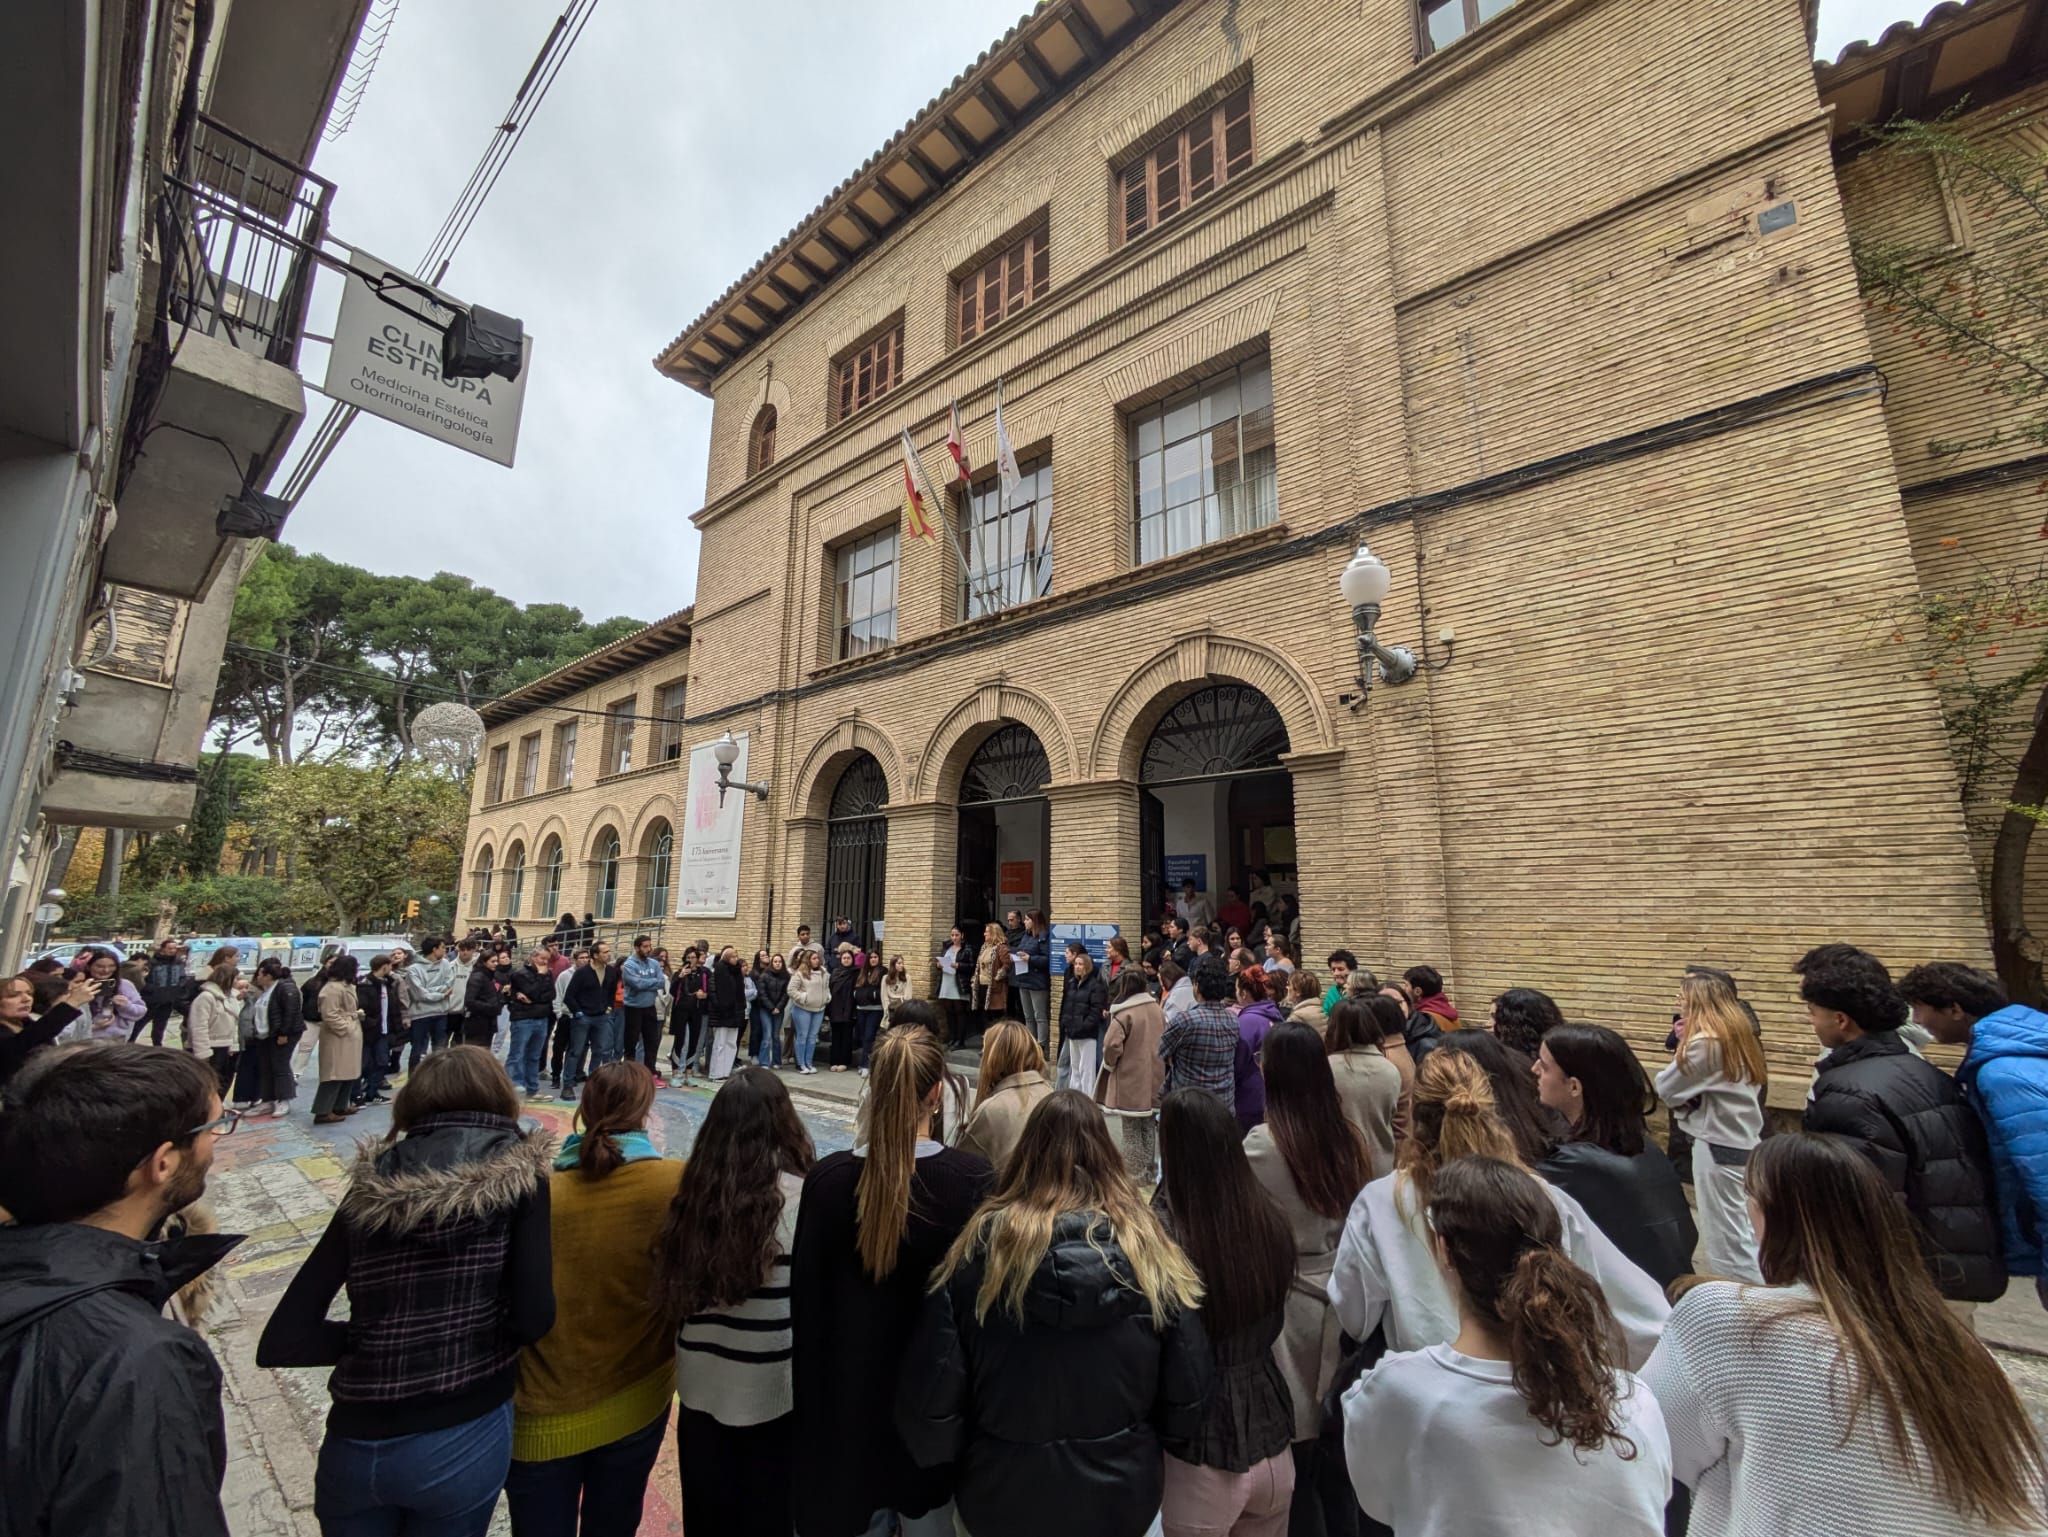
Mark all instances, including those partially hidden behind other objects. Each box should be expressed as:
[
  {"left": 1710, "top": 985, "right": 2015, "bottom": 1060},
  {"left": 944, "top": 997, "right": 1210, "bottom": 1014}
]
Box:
[
  {"left": 407, "top": 1015, "right": 448, "bottom": 1072},
  {"left": 597, "top": 1009, "right": 624, "bottom": 1067},
  {"left": 507, "top": 1016, "right": 547, "bottom": 1094},
  {"left": 564, "top": 1012, "right": 606, "bottom": 1093},
  {"left": 751, "top": 1002, "right": 781, "bottom": 1065},
  {"left": 789, "top": 1006, "right": 822, "bottom": 1069},
  {"left": 314, "top": 1399, "right": 511, "bottom": 1537},
  {"left": 504, "top": 1404, "right": 668, "bottom": 1537}
]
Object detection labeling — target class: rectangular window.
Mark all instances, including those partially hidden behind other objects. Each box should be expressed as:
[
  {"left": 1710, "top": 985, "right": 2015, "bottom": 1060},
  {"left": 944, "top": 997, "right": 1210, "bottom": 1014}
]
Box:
[
  {"left": 834, "top": 324, "right": 903, "bottom": 422},
  {"left": 656, "top": 680, "right": 688, "bottom": 762},
  {"left": 517, "top": 732, "right": 541, "bottom": 798},
  {"left": 1129, "top": 355, "right": 1276, "bottom": 564},
  {"left": 961, "top": 456, "right": 1053, "bottom": 619},
  {"left": 1118, "top": 86, "right": 1254, "bottom": 244},
  {"left": 602, "top": 697, "right": 636, "bottom": 777},
  {"left": 1418, "top": 0, "right": 1516, "bottom": 53},
  {"left": 552, "top": 720, "right": 577, "bottom": 787},
  {"left": 957, "top": 227, "right": 1050, "bottom": 345},
  {"left": 835, "top": 529, "right": 899, "bottom": 659},
  {"left": 485, "top": 744, "right": 508, "bottom": 804}
]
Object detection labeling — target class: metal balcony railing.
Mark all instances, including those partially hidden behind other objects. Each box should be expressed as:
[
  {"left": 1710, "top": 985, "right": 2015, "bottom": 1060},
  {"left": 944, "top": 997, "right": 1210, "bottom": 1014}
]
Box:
[{"left": 163, "top": 114, "right": 335, "bottom": 369}]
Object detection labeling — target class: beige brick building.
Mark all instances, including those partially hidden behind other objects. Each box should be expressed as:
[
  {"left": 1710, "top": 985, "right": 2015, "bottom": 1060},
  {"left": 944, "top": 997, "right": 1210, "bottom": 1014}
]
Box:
[{"left": 463, "top": 0, "right": 2045, "bottom": 1092}]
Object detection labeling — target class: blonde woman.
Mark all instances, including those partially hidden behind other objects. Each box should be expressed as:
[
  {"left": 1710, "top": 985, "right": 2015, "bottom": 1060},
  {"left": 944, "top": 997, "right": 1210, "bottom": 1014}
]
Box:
[
  {"left": 1655, "top": 968, "right": 1767, "bottom": 1282},
  {"left": 1328, "top": 1049, "right": 1668, "bottom": 1365},
  {"left": 973, "top": 922, "right": 1011, "bottom": 1034},
  {"left": 899, "top": 1090, "right": 1210, "bottom": 1537},
  {"left": 791, "top": 1027, "right": 993, "bottom": 1537},
  {"left": 957, "top": 1021, "right": 1053, "bottom": 1175}
]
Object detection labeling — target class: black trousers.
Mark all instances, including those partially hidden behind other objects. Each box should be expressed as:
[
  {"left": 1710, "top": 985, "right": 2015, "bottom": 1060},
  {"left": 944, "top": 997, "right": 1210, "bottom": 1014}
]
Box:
[
  {"left": 133, "top": 1000, "right": 177, "bottom": 1046},
  {"left": 624, "top": 1005, "right": 662, "bottom": 1070},
  {"left": 676, "top": 1407, "right": 793, "bottom": 1537}
]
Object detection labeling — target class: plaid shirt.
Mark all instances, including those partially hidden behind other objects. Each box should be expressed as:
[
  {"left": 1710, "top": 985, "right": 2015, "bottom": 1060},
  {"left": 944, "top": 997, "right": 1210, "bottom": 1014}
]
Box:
[{"left": 1160, "top": 1000, "right": 1238, "bottom": 1113}]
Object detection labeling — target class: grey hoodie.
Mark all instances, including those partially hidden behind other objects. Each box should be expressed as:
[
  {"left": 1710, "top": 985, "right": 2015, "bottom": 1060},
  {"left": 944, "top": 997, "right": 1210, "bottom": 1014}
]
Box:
[{"left": 401, "top": 955, "right": 459, "bottom": 1017}]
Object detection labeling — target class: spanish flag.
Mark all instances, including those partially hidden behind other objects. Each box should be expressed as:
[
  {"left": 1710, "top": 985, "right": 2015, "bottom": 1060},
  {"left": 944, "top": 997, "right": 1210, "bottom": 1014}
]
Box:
[{"left": 900, "top": 429, "right": 936, "bottom": 541}]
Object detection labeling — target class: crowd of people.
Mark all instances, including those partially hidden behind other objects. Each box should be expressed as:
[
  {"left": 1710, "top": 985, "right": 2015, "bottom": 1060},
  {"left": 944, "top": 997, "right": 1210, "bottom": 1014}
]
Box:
[{"left": 4, "top": 915, "right": 2048, "bottom": 1537}]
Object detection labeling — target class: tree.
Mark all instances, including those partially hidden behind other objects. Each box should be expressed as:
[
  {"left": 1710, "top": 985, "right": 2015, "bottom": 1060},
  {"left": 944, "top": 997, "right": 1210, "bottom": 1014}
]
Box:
[
  {"left": 247, "top": 758, "right": 468, "bottom": 931},
  {"left": 1857, "top": 109, "right": 2048, "bottom": 1004}
]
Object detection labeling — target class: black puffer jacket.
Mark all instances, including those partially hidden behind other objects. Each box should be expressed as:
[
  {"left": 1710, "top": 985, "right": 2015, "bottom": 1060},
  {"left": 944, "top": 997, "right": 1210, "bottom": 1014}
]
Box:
[
  {"left": 897, "top": 1210, "right": 1212, "bottom": 1537},
  {"left": 708, "top": 956, "right": 746, "bottom": 1028},
  {"left": 755, "top": 966, "right": 789, "bottom": 1012},
  {"left": 504, "top": 965, "right": 555, "bottom": 1022},
  {"left": 1538, "top": 1140, "right": 1700, "bottom": 1290},
  {"left": 1805, "top": 1032, "right": 2005, "bottom": 1301},
  {"left": 1056, "top": 969, "right": 1110, "bottom": 1043}
]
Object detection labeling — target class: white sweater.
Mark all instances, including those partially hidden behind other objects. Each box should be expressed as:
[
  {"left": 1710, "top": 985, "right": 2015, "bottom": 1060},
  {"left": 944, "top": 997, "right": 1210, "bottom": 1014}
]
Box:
[
  {"left": 1653, "top": 1037, "right": 1763, "bottom": 1151},
  {"left": 1640, "top": 1281, "right": 2048, "bottom": 1536},
  {"left": 1328, "top": 1171, "right": 1670, "bottom": 1368},
  {"left": 1344, "top": 1344, "right": 1670, "bottom": 1537}
]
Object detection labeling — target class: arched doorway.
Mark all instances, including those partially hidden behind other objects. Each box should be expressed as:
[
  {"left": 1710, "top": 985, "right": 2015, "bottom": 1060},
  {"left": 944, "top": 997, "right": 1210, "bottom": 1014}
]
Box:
[
  {"left": 1138, "top": 685, "right": 1293, "bottom": 934},
  {"left": 955, "top": 723, "right": 1051, "bottom": 935},
  {"left": 504, "top": 841, "right": 527, "bottom": 918},
  {"left": 824, "top": 753, "right": 888, "bottom": 949},
  {"left": 592, "top": 828, "right": 622, "bottom": 921},
  {"left": 640, "top": 821, "right": 673, "bottom": 918}
]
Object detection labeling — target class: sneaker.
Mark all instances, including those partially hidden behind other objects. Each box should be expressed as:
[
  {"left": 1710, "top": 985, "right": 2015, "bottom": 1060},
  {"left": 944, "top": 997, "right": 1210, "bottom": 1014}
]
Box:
[
  {"left": 858, "top": 1068, "right": 869, "bottom": 1080},
  {"left": 651, "top": 1075, "right": 670, "bottom": 1089}
]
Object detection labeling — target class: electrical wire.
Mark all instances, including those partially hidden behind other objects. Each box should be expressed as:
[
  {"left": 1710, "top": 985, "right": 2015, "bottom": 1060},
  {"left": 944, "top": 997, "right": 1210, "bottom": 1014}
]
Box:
[{"left": 277, "top": 0, "right": 604, "bottom": 507}]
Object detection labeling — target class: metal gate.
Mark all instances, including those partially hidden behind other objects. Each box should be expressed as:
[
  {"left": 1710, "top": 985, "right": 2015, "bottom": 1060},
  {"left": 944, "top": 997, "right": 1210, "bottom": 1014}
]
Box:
[{"left": 824, "top": 753, "right": 889, "bottom": 946}]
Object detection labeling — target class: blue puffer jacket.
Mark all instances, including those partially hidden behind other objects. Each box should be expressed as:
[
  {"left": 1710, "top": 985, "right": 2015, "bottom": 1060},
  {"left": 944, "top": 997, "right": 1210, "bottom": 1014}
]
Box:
[{"left": 1959, "top": 1004, "right": 2048, "bottom": 1283}]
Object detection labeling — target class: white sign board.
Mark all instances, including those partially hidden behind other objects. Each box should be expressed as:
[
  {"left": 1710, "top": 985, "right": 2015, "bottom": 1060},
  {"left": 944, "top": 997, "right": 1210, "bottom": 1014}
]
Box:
[
  {"left": 319, "top": 249, "right": 531, "bottom": 467},
  {"left": 677, "top": 734, "right": 749, "bottom": 919}
]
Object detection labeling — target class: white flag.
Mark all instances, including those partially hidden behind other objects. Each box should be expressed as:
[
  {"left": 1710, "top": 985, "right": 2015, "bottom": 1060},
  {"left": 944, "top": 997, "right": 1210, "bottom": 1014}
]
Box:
[{"left": 994, "top": 381, "right": 1023, "bottom": 510}]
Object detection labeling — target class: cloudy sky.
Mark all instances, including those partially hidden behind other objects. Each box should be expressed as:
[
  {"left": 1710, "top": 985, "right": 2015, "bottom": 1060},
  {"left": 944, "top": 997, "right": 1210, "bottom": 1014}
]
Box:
[{"left": 282, "top": 0, "right": 1931, "bottom": 627}]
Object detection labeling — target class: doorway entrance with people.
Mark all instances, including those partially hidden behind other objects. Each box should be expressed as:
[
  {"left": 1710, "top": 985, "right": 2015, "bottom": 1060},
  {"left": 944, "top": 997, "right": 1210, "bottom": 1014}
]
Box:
[
  {"left": 954, "top": 723, "right": 1051, "bottom": 938},
  {"left": 1137, "top": 684, "right": 1296, "bottom": 938},
  {"left": 823, "top": 752, "right": 889, "bottom": 951}
]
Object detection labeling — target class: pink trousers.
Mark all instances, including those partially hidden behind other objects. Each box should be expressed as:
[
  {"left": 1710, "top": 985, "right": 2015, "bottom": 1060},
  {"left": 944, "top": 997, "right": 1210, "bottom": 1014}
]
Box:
[{"left": 1160, "top": 1449, "right": 1295, "bottom": 1537}]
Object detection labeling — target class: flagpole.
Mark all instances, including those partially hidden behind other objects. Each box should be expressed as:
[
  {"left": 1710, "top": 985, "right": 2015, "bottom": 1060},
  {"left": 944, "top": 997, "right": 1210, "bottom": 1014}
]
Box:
[{"left": 906, "top": 429, "right": 984, "bottom": 604}]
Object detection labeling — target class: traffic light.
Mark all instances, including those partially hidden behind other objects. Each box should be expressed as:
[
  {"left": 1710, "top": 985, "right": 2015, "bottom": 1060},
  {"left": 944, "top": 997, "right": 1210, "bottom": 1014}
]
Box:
[{"left": 404, "top": 899, "right": 420, "bottom": 920}]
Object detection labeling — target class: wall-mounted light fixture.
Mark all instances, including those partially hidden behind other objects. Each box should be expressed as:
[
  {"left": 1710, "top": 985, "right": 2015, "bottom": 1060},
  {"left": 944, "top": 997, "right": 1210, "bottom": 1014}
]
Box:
[
  {"left": 1337, "top": 544, "right": 1453, "bottom": 709},
  {"left": 712, "top": 731, "right": 770, "bottom": 806}
]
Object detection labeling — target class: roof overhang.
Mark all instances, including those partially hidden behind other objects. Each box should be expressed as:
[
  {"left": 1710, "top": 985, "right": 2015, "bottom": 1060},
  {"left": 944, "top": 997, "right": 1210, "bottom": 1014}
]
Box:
[
  {"left": 480, "top": 608, "right": 694, "bottom": 727},
  {"left": 1816, "top": 0, "right": 2048, "bottom": 148},
  {"left": 652, "top": 0, "right": 1185, "bottom": 397}
]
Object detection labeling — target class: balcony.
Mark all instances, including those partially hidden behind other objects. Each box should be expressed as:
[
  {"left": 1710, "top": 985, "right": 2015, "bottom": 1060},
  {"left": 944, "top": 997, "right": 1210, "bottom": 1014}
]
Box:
[{"left": 108, "top": 115, "right": 332, "bottom": 600}]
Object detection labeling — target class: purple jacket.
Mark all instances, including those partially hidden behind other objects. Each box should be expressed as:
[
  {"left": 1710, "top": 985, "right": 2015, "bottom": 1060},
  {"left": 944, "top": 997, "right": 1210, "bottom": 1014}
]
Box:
[{"left": 1234, "top": 999, "right": 1284, "bottom": 1133}]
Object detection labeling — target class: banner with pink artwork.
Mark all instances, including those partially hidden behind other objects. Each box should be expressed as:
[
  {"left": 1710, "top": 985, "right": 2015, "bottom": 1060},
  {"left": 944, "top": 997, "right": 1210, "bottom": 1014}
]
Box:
[{"left": 677, "top": 733, "right": 749, "bottom": 918}]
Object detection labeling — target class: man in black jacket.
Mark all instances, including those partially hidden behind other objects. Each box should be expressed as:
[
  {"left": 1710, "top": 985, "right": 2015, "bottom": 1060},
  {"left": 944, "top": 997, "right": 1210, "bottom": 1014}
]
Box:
[
  {"left": 505, "top": 949, "right": 557, "bottom": 1100},
  {"left": 561, "top": 940, "right": 622, "bottom": 1096},
  {"left": 138, "top": 938, "right": 189, "bottom": 1046},
  {"left": 1795, "top": 944, "right": 2005, "bottom": 1302},
  {"left": 0, "top": 1042, "right": 244, "bottom": 1537},
  {"left": 461, "top": 949, "right": 508, "bottom": 1049}
]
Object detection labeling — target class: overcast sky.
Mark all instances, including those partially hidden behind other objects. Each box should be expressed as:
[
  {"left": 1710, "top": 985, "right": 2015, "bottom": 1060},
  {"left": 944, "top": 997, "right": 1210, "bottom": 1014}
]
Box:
[{"left": 283, "top": 0, "right": 1930, "bottom": 626}]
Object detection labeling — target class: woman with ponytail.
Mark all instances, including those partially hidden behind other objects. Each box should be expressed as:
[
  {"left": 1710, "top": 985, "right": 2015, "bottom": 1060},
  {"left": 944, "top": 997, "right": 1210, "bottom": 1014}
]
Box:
[
  {"left": 792, "top": 1026, "right": 993, "bottom": 1537},
  {"left": 1328, "top": 1048, "right": 1668, "bottom": 1365},
  {"left": 1344, "top": 1155, "right": 1671, "bottom": 1535},
  {"left": 899, "top": 1089, "right": 1211, "bottom": 1537},
  {"left": 508, "top": 1061, "right": 682, "bottom": 1535},
  {"left": 1641, "top": 1132, "right": 2046, "bottom": 1536}
]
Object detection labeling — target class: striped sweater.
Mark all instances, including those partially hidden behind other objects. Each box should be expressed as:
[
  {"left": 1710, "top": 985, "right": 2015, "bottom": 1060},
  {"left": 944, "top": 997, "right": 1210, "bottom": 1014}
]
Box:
[{"left": 676, "top": 1171, "right": 801, "bottom": 1426}]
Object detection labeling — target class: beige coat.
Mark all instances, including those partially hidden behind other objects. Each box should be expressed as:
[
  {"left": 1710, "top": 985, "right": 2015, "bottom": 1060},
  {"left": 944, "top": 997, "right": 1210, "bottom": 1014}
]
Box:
[
  {"left": 1095, "top": 995, "right": 1165, "bottom": 1112},
  {"left": 787, "top": 968, "right": 830, "bottom": 1013},
  {"left": 973, "top": 941, "right": 1010, "bottom": 1013},
  {"left": 184, "top": 983, "right": 236, "bottom": 1056},
  {"left": 1244, "top": 1126, "right": 1347, "bottom": 1442},
  {"left": 316, "top": 979, "right": 364, "bottom": 1084},
  {"left": 956, "top": 1069, "right": 1050, "bottom": 1173},
  {"left": 1332, "top": 1046, "right": 1403, "bottom": 1179},
  {"left": 1381, "top": 1037, "right": 1416, "bottom": 1145},
  {"left": 1287, "top": 999, "right": 1327, "bottom": 1036},
  {"left": 881, "top": 976, "right": 914, "bottom": 1023}
]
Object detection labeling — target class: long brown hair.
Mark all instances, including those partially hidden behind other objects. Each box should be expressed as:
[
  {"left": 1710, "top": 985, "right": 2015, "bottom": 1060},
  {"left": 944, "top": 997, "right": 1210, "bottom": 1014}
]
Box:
[
  {"left": 936, "top": 1089, "right": 1201, "bottom": 1327},
  {"left": 857, "top": 1026, "right": 949, "bottom": 1280},
  {"left": 392, "top": 1044, "right": 518, "bottom": 1130},
  {"left": 1677, "top": 970, "right": 1767, "bottom": 1088},
  {"left": 1262, "top": 1021, "right": 1374, "bottom": 1209},
  {"left": 1398, "top": 1048, "right": 1522, "bottom": 1213},
  {"left": 655, "top": 1066, "right": 815, "bottom": 1321},
  {"left": 1749, "top": 1133, "right": 2045, "bottom": 1525},
  {"left": 1160, "top": 1089, "right": 1292, "bottom": 1339},
  {"left": 974, "top": 1019, "right": 1045, "bottom": 1103},
  {"left": 1431, "top": 1156, "right": 1636, "bottom": 1457},
  {"left": 573, "top": 1062, "right": 656, "bottom": 1176}
]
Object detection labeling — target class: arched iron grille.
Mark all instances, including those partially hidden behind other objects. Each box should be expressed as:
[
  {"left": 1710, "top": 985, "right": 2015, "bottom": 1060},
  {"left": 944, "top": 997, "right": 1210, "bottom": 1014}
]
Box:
[
  {"left": 959, "top": 723, "right": 1051, "bottom": 804},
  {"left": 1139, "top": 685, "right": 1290, "bottom": 783},
  {"left": 825, "top": 753, "right": 888, "bottom": 944}
]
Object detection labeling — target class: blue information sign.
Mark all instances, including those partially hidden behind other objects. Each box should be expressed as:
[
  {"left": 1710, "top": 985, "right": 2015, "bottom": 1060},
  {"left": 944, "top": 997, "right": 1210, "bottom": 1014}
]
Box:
[
  {"left": 1050, "top": 922, "right": 1121, "bottom": 976},
  {"left": 1163, "top": 853, "right": 1207, "bottom": 891}
]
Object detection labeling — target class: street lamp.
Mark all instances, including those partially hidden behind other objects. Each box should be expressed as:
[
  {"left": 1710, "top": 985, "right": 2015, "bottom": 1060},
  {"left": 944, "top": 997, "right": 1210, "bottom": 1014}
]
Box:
[
  {"left": 1339, "top": 545, "right": 1420, "bottom": 708},
  {"left": 712, "top": 731, "right": 770, "bottom": 807}
]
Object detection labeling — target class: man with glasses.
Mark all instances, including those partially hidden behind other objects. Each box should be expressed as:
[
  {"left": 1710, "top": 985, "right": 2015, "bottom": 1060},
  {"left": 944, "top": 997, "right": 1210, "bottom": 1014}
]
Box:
[{"left": 0, "top": 1042, "right": 244, "bottom": 1535}]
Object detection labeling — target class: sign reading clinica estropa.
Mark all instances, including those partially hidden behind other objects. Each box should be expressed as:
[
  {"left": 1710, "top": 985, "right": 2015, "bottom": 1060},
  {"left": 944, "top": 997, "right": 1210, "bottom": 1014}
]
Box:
[{"left": 319, "top": 249, "right": 532, "bottom": 467}]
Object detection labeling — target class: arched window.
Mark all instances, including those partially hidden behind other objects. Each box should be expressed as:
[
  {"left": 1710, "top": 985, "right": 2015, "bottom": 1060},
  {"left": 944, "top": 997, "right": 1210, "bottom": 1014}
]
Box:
[
  {"left": 594, "top": 830, "right": 621, "bottom": 921},
  {"left": 1139, "top": 684, "right": 1290, "bottom": 785},
  {"left": 641, "top": 821, "right": 673, "bottom": 918},
  {"left": 750, "top": 404, "right": 778, "bottom": 474},
  {"left": 471, "top": 845, "right": 494, "bottom": 916},
  {"left": 538, "top": 836, "right": 564, "bottom": 918},
  {"left": 959, "top": 723, "right": 1052, "bottom": 804},
  {"left": 504, "top": 841, "right": 527, "bottom": 917}
]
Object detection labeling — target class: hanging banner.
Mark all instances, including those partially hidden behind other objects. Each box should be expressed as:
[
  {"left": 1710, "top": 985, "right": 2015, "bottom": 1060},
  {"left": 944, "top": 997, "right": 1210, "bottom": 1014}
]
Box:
[
  {"left": 318, "top": 248, "right": 532, "bottom": 467},
  {"left": 677, "top": 734, "right": 748, "bottom": 919}
]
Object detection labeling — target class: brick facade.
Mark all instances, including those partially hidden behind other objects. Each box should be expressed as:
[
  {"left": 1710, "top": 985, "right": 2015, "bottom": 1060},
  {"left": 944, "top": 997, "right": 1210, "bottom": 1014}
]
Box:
[{"left": 465, "top": 0, "right": 2005, "bottom": 1097}]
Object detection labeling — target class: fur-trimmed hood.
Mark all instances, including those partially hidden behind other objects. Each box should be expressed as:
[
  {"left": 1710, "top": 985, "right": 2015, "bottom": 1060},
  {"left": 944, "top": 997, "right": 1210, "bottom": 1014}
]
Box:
[{"left": 341, "top": 1111, "right": 553, "bottom": 1236}]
